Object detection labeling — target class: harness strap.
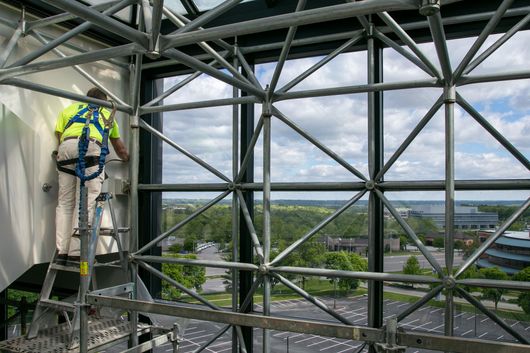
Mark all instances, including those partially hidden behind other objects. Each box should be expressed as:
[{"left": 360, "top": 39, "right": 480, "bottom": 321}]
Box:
[
  {"left": 56, "top": 156, "right": 100, "bottom": 176},
  {"left": 75, "top": 101, "right": 116, "bottom": 185},
  {"left": 63, "top": 105, "right": 104, "bottom": 136}
]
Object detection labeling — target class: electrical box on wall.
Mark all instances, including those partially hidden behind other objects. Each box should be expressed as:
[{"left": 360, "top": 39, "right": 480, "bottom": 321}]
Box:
[{"left": 104, "top": 177, "right": 129, "bottom": 196}]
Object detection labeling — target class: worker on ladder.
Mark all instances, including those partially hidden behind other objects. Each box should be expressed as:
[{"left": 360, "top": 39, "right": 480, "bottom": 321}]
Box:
[{"left": 54, "top": 87, "right": 129, "bottom": 265}]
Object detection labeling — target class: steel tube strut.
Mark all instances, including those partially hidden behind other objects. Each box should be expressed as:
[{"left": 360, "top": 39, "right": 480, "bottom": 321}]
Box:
[
  {"left": 135, "top": 191, "right": 231, "bottom": 254},
  {"left": 373, "top": 30, "right": 435, "bottom": 77},
  {"left": 378, "top": 11, "right": 442, "bottom": 79},
  {"left": 273, "top": 107, "right": 367, "bottom": 181},
  {"left": 31, "top": 31, "right": 127, "bottom": 106},
  {"left": 428, "top": 12, "right": 453, "bottom": 83},
  {"left": 457, "top": 278, "right": 530, "bottom": 291},
  {"left": 376, "top": 189, "right": 444, "bottom": 275},
  {"left": 465, "top": 13, "right": 530, "bottom": 75},
  {"left": 456, "top": 287, "right": 529, "bottom": 344},
  {"left": 87, "top": 295, "right": 530, "bottom": 353},
  {"left": 272, "top": 266, "right": 442, "bottom": 284},
  {"left": 375, "top": 95, "right": 444, "bottom": 181},
  {"left": 160, "top": 0, "right": 417, "bottom": 50},
  {"left": 132, "top": 255, "right": 259, "bottom": 271},
  {"left": 453, "top": 0, "right": 515, "bottom": 82},
  {"left": 172, "top": 0, "right": 244, "bottom": 35},
  {"left": 131, "top": 179, "right": 530, "bottom": 192},
  {"left": 458, "top": 69, "right": 530, "bottom": 85},
  {"left": 141, "top": 96, "right": 260, "bottom": 114},
  {"left": 0, "top": 43, "right": 142, "bottom": 82},
  {"left": 275, "top": 79, "right": 441, "bottom": 101},
  {"left": 456, "top": 93, "right": 530, "bottom": 171},
  {"left": 0, "top": 78, "right": 132, "bottom": 113},
  {"left": 236, "top": 114, "right": 264, "bottom": 183},
  {"left": 397, "top": 285, "right": 444, "bottom": 322},
  {"left": 42, "top": 0, "right": 148, "bottom": 47},
  {"left": 236, "top": 190, "right": 265, "bottom": 263},
  {"left": 269, "top": 0, "right": 306, "bottom": 93},
  {"left": 194, "top": 325, "right": 231, "bottom": 353},
  {"left": 139, "top": 119, "right": 231, "bottom": 182},
  {"left": 11, "top": 0, "right": 134, "bottom": 67},
  {"left": 128, "top": 46, "right": 143, "bottom": 349},
  {"left": 0, "top": 25, "right": 23, "bottom": 68},
  {"left": 231, "top": 53, "right": 240, "bottom": 353},
  {"left": 272, "top": 273, "right": 355, "bottom": 325},
  {"left": 443, "top": 82, "right": 456, "bottom": 342},
  {"left": 136, "top": 261, "right": 221, "bottom": 310},
  {"left": 162, "top": 7, "right": 252, "bottom": 86},
  {"left": 163, "top": 49, "right": 265, "bottom": 98},
  {"left": 271, "top": 190, "right": 367, "bottom": 266},
  {"left": 27, "top": 0, "right": 121, "bottom": 31},
  {"left": 276, "top": 32, "right": 364, "bottom": 94}
]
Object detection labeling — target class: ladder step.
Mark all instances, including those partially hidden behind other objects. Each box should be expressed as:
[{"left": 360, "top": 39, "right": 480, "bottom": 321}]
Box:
[
  {"left": 40, "top": 299, "right": 76, "bottom": 312},
  {"left": 50, "top": 263, "right": 80, "bottom": 272},
  {"left": 72, "top": 227, "right": 129, "bottom": 237},
  {"left": 99, "top": 227, "right": 130, "bottom": 236}
]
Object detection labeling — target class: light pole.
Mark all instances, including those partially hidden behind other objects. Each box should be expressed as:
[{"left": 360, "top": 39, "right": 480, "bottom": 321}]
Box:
[{"left": 333, "top": 278, "right": 338, "bottom": 309}]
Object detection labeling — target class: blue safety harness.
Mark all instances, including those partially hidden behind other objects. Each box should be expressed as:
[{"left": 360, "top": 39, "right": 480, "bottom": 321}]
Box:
[
  {"left": 63, "top": 104, "right": 106, "bottom": 136},
  {"left": 56, "top": 103, "right": 116, "bottom": 185}
]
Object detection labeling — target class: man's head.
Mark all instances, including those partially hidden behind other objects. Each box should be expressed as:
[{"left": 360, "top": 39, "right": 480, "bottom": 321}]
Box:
[{"left": 86, "top": 87, "right": 107, "bottom": 101}]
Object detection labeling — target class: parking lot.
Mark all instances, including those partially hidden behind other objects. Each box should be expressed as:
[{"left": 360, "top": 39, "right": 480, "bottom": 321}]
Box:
[{"left": 145, "top": 294, "right": 529, "bottom": 353}]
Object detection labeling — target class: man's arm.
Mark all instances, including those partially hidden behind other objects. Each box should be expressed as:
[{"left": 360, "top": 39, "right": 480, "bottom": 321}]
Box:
[
  {"left": 110, "top": 137, "right": 129, "bottom": 161},
  {"left": 55, "top": 132, "right": 61, "bottom": 146}
]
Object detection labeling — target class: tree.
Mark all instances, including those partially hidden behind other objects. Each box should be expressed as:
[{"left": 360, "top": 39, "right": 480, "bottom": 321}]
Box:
[
  {"left": 399, "top": 234, "right": 408, "bottom": 251},
  {"left": 457, "top": 265, "right": 482, "bottom": 295},
  {"left": 479, "top": 267, "right": 508, "bottom": 311},
  {"left": 323, "top": 251, "right": 367, "bottom": 293},
  {"left": 162, "top": 254, "right": 206, "bottom": 300},
  {"left": 513, "top": 267, "right": 530, "bottom": 314},
  {"left": 454, "top": 240, "right": 464, "bottom": 251},
  {"left": 403, "top": 256, "right": 422, "bottom": 287},
  {"left": 169, "top": 243, "right": 183, "bottom": 253},
  {"left": 183, "top": 237, "right": 196, "bottom": 252},
  {"left": 433, "top": 237, "right": 444, "bottom": 248}
]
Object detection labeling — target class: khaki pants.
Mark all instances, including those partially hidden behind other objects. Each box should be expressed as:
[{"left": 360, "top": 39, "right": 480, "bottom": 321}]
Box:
[{"left": 55, "top": 139, "right": 104, "bottom": 256}]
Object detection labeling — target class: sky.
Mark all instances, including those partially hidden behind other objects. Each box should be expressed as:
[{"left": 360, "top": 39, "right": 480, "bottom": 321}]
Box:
[{"left": 159, "top": 28, "right": 530, "bottom": 202}]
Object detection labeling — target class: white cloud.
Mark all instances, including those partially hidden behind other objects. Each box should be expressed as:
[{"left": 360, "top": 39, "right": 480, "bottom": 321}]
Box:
[{"left": 160, "top": 29, "right": 530, "bottom": 200}]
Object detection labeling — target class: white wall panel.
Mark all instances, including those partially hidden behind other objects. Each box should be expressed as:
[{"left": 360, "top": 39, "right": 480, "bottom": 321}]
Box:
[{"left": 0, "top": 4, "right": 130, "bottom": 291}]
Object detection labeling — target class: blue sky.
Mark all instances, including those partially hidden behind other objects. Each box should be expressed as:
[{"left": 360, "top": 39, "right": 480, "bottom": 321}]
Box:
[{"left": 160, "top": 30, "right": 530, "bottom": 201}]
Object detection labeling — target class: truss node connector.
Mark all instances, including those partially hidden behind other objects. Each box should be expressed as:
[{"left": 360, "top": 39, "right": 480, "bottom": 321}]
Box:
[
  {"left": 131, "top": 115, "right": 140, "bottom": 128},
  {"left": 443, "top": 275, "right": 456, "bottom": 289},
  {"left": 258, "top": 264, "right": 270, "bottom": 275},
  {"left": 366, "top": 23, "right": 375, "bottom": 39},
  {"left": 419, "top": 0, "right": 440, "bottom": 17},
  {"left": 374, "top": 316, "right": 407, "bottom": 353},
  {"left": 365, "top": 180, "right": 376, "bottom": 190},
  {"left": 263, "top": 85, "right": 273, "bottom": 117},
  {"left": 443, "top": 85, "right": 456, "bottom": 103},
  {"left": 146, "top": 51, "right": 161, "bottom": 60},
  {"left": 20, "top": 6, "right": 27, "bottom": 36}
]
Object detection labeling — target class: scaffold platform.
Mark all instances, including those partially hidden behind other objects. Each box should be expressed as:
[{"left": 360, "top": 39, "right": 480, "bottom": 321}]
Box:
[{"left": 0, "top": 318, "right": 150, "bottom": 353}]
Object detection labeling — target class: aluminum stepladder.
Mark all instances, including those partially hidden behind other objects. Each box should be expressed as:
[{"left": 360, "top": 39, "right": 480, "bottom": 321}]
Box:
[{"left": 27, "top": 192, "right": 127, "bottom": 349}]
